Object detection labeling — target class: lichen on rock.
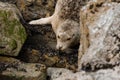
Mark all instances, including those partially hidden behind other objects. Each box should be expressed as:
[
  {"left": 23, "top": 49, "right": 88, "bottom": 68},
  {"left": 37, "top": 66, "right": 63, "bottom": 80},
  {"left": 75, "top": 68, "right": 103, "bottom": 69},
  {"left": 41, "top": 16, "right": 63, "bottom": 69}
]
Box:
[
  {"left": 79, "top": 0, "right": 120, "bottom": 71},
  {"left": 0, "top": 2, "right": 27, "bottom": 56}
]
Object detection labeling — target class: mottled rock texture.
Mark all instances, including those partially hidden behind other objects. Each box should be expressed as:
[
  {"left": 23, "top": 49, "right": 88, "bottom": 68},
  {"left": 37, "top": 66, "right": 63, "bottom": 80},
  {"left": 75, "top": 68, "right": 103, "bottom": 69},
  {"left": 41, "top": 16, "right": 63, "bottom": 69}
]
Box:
[
  {"left": 0, "top": 2, "right": 27, "bottom": 56},
  {"left": 47, "top": 66, "right": 120, "bottom": 80},
  {"left": 18, "top": 0, "right": 57, "bottom": 21},
  {"left": 0, "top": 56, "right": 46, "bottom": 80},
  {"left": 79, "top": 0, "right": 120, "bottom": 71}
]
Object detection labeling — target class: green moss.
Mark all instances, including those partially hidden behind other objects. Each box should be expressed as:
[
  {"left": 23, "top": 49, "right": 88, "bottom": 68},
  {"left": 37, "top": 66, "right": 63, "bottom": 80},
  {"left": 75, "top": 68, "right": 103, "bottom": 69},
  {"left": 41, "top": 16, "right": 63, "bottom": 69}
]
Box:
[
  {"left": 0, "top": 11, "right": 14, "bottom": 35},
  {"left": 13, "top": 19, "right": 27, "bottom": 44},
  {"left": 0, "top": 9, "right": 27, "bottom": 56},
  {"left": 0, "top": 10, "right": 27, "bottom": 42},
  {"left": 9, "top": 39, "right": 17, "bottom": 51},
  {"left": 0, "top": 50, "right": 5, "bottom": 54}
]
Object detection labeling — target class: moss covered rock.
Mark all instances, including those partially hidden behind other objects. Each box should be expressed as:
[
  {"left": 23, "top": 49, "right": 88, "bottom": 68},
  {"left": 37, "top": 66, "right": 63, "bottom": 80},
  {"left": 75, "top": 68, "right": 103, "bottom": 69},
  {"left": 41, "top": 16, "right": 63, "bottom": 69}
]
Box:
[{"left": 0, "top": 2, "right": 27, "bottom": 56}]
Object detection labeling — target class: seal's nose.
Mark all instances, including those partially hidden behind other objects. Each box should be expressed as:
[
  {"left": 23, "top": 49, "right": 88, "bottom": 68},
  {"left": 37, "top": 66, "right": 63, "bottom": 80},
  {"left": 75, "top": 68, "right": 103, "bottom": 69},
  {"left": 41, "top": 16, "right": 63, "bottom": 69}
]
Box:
[
  {"left": 58, "top": 46, "right": 62, "bottom": 50},
  {"left": 57, "top": 45, "right": 63, "bottom": 50}
]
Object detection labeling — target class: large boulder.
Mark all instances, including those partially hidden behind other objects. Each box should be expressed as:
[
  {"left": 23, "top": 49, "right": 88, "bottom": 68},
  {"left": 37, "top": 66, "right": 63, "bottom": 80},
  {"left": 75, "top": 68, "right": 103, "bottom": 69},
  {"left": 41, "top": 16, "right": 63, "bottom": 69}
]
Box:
[
  {"left": 0, "top": 2, "right": 27, "bottom": 56},
  {"left": 79, "top": 0, "right": 120, "bottom": 71},
  {"left": 0, "top": 56, "right": 46, "bottom": 80}
]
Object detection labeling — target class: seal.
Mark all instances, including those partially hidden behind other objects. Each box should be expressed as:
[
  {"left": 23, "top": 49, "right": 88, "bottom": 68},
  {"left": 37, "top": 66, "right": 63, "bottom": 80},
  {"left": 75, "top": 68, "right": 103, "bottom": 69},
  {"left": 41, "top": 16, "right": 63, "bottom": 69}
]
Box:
[{"left": 29, "top": 0, "right": 81, "bottom": 51}]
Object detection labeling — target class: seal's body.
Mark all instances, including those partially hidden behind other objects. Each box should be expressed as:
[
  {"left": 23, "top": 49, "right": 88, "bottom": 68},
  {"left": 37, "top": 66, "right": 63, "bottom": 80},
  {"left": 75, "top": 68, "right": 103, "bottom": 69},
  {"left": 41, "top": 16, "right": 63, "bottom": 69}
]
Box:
[{"left": 29, "top": 0, "right": 81, "bottom": 51}]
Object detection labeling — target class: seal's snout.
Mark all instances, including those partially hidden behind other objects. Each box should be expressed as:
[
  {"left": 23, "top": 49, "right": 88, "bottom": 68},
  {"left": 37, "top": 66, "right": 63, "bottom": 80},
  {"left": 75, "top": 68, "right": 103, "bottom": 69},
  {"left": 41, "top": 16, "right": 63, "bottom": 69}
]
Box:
[
  {"left": 56, "top": 45, "right": 64, "bottom": 51},
  {"left": 58, "top": 46, "right": 62, "bottom": 50}
]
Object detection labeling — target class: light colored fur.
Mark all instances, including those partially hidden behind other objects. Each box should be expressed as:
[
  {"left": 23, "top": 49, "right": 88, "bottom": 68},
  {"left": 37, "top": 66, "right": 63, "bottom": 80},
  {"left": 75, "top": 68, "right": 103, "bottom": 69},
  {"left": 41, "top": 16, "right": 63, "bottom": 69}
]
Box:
[
  {"left": 56, "top": 20, "right": 80, "bottom": 50},
  {"left": 29, "top": 0, "right": 81, "bottom": 51}
]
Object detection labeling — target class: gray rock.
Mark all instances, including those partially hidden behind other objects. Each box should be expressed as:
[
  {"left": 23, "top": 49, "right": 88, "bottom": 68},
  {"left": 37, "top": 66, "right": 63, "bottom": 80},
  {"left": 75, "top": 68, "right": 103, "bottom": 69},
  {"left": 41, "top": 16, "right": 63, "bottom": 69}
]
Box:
[
  {"left": 0, "top": 0, "right": 17, "bottom": 3},
  {"left": 79, "top": 0, "right": 120, "bottom": 71},
  {"left": 47, "top": 68, "right": 79, "bottom": 80},
  {"left": 47, "top": 68, "right": 93, "bottom": 80},
  {"left": 0, "top": 2, "right": 27, "bottom": 56},
  {"left": 47, "top": 67, "right": 120, "bottom": 80},
  {"left": 0, "top": 56, "right": 46, "bottom": 80}
]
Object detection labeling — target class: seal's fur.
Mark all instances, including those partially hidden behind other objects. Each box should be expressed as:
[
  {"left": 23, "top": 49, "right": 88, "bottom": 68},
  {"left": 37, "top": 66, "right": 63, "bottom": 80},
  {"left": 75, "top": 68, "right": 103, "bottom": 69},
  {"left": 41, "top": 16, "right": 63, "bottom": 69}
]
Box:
[{"left": 29, "top": 0, "right": 81, "bottom": 51}]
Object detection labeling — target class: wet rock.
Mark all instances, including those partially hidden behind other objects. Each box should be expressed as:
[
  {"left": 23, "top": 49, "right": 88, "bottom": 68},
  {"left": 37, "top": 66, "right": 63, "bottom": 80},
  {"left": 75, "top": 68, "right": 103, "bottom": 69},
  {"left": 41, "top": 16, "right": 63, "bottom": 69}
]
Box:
[
  {"left": 0, "top": 2, "right": 27, "bottom": 56},
  {"left": 0, "top": 56, "right": 46, "bottom": 80},
  {"left": 19, "top": 49, "right": 41, "bottom": 63},
  {"left": 78, "top": 0, "right": 120, "bottom": 71}
]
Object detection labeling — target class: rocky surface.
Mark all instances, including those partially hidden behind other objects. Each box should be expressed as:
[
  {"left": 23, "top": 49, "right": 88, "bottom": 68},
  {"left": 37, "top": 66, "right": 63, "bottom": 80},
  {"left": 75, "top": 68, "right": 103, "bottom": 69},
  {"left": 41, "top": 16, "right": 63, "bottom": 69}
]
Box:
[
  {"left": 0, "top": 0, "right": 120, "bottom": 80},
  {"left": 0, "top": 0, "right": 57, "bottom": 22},
  {"left": 0, "top": 2, "right": 27, "bottom": 56},
  {"left": 16, "top": 0, "right": 57, "bottom": 21},
  {"left": 18, "top": 24, "right": 78, "bottom": 71},
  {"left": 47, "top": 66, "right": 120, "bottom": 80},
  {"left": 79, "top": 0, "right": 120, "bottom": 71},
  {"left": 0, "top": 0, "right": 57, "bottom": 21},
  {"left": 0, "top": 56, "right": 46, "bottom": 80}
]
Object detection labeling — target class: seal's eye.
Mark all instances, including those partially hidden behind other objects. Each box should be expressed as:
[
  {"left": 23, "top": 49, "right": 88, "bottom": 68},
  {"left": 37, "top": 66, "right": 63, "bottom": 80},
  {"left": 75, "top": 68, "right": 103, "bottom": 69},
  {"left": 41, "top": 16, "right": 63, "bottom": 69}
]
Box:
[
  {"left": 58, "top": 36, "right": 60, "bottom": 39},
  {"left": 67, "top": 37, "right": 71, "bottom": 40}
]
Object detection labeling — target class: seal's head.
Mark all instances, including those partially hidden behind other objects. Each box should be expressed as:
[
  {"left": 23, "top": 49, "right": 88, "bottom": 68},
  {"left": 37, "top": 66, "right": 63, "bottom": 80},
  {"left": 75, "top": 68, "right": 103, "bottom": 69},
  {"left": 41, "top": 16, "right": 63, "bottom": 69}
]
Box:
[{"left": 56, "top": 20, "right": 80, "bottom": 51}]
